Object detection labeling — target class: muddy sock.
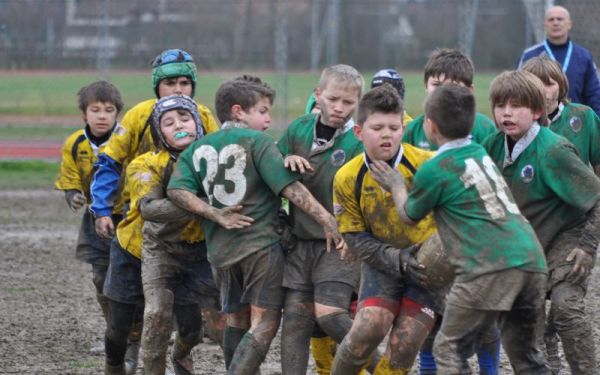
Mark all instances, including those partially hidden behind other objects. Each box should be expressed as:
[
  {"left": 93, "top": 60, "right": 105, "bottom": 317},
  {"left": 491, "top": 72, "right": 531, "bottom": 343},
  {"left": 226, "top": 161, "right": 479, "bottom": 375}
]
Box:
[
  {"left": 105, "top": 301, "right": 137, "bottom": 366},
  {"left": 311, "top": 336, "right": 336, "bottom": 375},
  {"left": 224, "top": 326, "right": 247, "bottom": 369},
  {"left": 317, "top": 310, "right": 351, "bottom": 344},
  {"left": 97, "top": 293, "right": 111, "bottom": 323},
  {"left": 282, "top": 301, "right": 315, "bottom": 374},
  {"left": 228, "top": 332, "right": 268, "bottom": 374},
  {"left": 105, "top": 362, "right": 126, "bottom": 375}
]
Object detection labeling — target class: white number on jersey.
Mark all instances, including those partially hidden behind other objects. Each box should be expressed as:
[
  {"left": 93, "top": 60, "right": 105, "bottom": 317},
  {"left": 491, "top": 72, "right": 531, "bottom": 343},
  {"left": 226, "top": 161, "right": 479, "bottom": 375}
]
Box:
[
  {"left": 461, "top": 156, "right": 520, "bottom": 219},
  {"left": 192, "top": 144, "right": 247, "bottom": 206}
]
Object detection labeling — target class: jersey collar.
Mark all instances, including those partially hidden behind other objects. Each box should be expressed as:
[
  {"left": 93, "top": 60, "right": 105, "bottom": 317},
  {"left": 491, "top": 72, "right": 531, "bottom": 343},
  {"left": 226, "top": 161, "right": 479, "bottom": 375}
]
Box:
[
  {"left": 549, "top": 102, "right": 565, "bottom": 124},
  {"left": 311, "top": 116, "right": 354, "bottom": 152},
  {"left": 503, "top": 122, "right": 541, "bottom": 167},
  {"left": 435, "top": 137, "right": 471, "bottom": 156},
  {"left": 362, "top": 145, "right": 404, "bottom": 170}
]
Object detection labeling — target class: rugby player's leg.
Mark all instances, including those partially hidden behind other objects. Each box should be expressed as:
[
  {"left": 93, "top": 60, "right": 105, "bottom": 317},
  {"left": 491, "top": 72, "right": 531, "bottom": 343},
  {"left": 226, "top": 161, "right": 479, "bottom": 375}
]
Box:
[{"left": 281, "top": 289, "right": 315, "bottom": 374}]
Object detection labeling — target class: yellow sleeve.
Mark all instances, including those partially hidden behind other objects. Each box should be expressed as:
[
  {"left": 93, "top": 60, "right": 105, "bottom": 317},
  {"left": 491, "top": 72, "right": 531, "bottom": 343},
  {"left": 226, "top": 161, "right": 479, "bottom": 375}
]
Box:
[
  {"left": 403, "top": 111, "right": 413, "bottom": 125},
  {"left": 104, "top": 99, "right": 156, "bottom": 164},
  {"left": 197, "top": 103, "right": 220, "bottom": 134},
  {"left": 55, "top": 131, "right": 84, "bottom": 192},
  {"left": 333, "top": 159, "right": 367, "bottom": 233}
]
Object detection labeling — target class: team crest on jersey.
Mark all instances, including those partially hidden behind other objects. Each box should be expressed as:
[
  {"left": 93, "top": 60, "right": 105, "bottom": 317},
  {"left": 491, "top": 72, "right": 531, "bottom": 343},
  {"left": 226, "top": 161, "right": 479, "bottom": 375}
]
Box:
[
  {"left": 569, "top": 116, "right": 582, "bottom": 133},
  {"left": 520, "top": 165, "right": 535, "bottom": 183},
  {"left": 331, "top": 149, "right": 346, "bottom": 167},
  {"left": 114, "top": 123, "right": 126, "bottom": 136}
]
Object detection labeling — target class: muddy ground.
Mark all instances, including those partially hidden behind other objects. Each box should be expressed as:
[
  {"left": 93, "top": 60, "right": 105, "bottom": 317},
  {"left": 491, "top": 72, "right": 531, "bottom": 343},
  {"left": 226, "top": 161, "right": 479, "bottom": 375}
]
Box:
[{"left": 1, "top": 189, "right": 599, "bottom": 374}]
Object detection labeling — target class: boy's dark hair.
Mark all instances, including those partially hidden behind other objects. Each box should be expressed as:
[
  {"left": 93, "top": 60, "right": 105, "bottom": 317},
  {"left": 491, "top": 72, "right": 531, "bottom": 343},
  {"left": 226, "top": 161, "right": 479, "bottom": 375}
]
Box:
[
  {"left": 357, "top": 84, "right": 403, "bottom": 125},
  {"left": 424, "top": 48, "right": 474, "bottom": 87},
  {"left": 489, "top": 70, "right": 548, "bottom": 126},
  {"left": 425, "top": 84, "right": 475, "bottom": 139},
  {"left": 521, "top": 56, "right": 569, "bottom": 104},
  {"left": 77, "top": 80, "right": 124, "bottom": 114},
  {"left": 215, "top": 77, "right": 276, "bottom": 123}
]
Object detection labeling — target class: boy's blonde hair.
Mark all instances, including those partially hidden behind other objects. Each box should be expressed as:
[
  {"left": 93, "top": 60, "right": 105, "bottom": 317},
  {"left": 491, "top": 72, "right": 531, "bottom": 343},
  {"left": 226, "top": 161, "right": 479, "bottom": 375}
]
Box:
[
  {"left": 317, "top": 64, "right": 364, "bottom": 96},
  {"left": 489, "top": 70, "right": 548, "bottom": 125},
  {"left": 521, "top": 56, "right": 569, "bottom": 104}
]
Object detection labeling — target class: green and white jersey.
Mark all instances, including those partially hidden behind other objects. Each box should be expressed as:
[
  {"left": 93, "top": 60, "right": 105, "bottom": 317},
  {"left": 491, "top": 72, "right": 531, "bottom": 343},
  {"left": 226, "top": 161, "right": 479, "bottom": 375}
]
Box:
[
  {"left": 549, "top": 102, "right": 600, "bottom": 167},
  {"left": 278, "top": 113, "right": 363, "bottom": 240},
  {"left": 405, "top": 139, "right": 547, "bottom": 282},
  {"left": 482, "top": 124, "right": 600, "bottom": 249},
  {"left": 168, "top": 125, "right": 299, "bottom": 268},
  {"left": 403, "top": 112, "right": 497, "bottom": 151}
]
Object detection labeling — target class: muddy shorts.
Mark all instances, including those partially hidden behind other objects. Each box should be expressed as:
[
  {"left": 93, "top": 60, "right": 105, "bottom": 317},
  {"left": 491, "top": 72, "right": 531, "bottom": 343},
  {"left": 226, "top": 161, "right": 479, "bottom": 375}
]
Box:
[
  {"left": 283, "top": 239, "right": 360, "bottom": 292},
  {"left": 142, "top": 241, "right": 219, "bottom": 307},
  {"left": 546, "top": 225, "right": 595, "bottom": 292},
  {"left": 214, "top": 242, "right": 285, "bottom": 313},
  {"left": 76, "top": 211, "right": 122, "bottom": 266},
  {"left": 103, "top": 239, "right": 144, "bottom": 305},
  {"left": 358, "top": 262, "right": 442, "bottom": 314}
]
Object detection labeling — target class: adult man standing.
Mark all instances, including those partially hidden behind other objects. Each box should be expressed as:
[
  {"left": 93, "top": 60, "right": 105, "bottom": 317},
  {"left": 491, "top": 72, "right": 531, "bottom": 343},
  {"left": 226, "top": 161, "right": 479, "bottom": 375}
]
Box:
[{"left": 518, "top": 5, "right": 600, "bottom": 115}]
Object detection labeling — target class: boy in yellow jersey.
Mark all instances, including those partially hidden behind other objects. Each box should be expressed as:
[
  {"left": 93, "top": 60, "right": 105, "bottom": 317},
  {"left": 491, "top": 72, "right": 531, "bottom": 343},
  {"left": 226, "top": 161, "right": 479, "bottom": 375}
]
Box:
[
  {"left": 55, "top": 80, "right": 124, "bottom": 346},
  {"left": 91, "top": 49, "right": 220, "bottom": 373},
  {"left": 331, "top": 84, "right": 441, "bottom": 375},
  {"left": 136, "top": 95, "right": 230, "bottom": 375},
  {"left": 102, "top": 95, "right": 234, "bottom": 375}
]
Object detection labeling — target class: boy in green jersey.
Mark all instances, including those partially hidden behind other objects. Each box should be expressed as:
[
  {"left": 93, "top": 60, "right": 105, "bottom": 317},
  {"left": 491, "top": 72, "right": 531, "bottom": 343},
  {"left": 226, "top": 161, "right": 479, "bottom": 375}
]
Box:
[
  {"left": 277, "top": 64, "right": 373, "bottom": 375},
  {"left": 167, "top": 77, "right": 345, "bottom": 374},
  {"left": 402, "top": 48, "right": 496, "bottom": 151},
  {"left": 482, "top": 70, "right": 600, "bottom": 375},
  {"left": 370, "top": 83, "right": 550, "bottom": 374},
  {"left": 522, "top": 55, "right": 600, "bottom": 176},
  {"left": 331, "top": 84, "right": 442, "bottom": 375}
]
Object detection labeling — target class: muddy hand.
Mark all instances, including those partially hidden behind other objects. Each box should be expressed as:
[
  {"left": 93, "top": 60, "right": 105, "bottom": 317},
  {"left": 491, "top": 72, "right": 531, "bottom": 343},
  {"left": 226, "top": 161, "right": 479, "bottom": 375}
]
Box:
[
  {"left": 401, "top": 244, "right": 427, "bottom": 285},
  {"left": 65, "top": 190, "right": 86, "bottom": 212},
  {"left": 566, "top": 247, "right": 593, "bottom": 284},
  {"left": 369, "top": 160, "right": 404, "bottom": 192},
  {"left": 217, "top": 205, "right": 254, "bottom": 229},
  {"left": 95, "top": 216, "right": 115, "bottom": 239},
  {"left": 284, "top": 155, "right": 314, "bottom": 174}
]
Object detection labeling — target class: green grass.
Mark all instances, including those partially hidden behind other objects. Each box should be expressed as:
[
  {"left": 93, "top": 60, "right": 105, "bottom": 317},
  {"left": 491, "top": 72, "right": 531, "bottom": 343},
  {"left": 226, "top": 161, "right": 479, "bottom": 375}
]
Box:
[
  {"left": 0, "top": 70, "right": 497, "bottom": 121},
  {"left": 0, "top": 160, "right": 60, "bottom": 189},
  {"left": 0, "top": 124, "right": 79, "bottom": 141}
]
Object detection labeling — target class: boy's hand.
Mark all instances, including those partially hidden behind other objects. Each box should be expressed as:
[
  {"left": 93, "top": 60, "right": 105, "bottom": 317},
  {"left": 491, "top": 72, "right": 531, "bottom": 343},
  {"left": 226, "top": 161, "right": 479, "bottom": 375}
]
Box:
[
  {"left": 369, "top": 160, "right": 405, "bottom": 192},
  {"left": 65, "top": 190, "right": 86, "bottom": 212},
  {"left": 95, "top": 216, "right": 115, "bottom": 239},
  {"left": 214, "top": 205, "right": 254, "bottom": 229},
  {"left": 400, "top": 244, "right": 427, "bottom": 285},
  {"left": 322, "top": 217, "right": 345, "bottom": 253},
  {"left": 565, "top": 248, "right": 594, "bottom": 284},
  {"left": 284, "top": 155, "right": 314, "bottom": 174}
]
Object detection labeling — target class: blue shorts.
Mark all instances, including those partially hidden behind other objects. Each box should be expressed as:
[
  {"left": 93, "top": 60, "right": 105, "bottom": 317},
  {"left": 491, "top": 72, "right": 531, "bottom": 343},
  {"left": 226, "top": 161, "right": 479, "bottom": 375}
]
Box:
[
  {"left": 214, "top": 243, "right": 285, "bottom": 313},
  {"left": 103, "top": 239, "right": 144, "bottom": 305},
  {"left": 358, "top": 262, "right": 444, "bottom": 315}
]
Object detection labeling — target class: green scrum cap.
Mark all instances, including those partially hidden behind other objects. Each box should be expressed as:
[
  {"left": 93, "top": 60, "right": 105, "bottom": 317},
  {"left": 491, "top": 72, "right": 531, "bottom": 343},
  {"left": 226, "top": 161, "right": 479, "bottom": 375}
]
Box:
[{"left": 151, "top": 49, "right": 197, "bottom": 98}]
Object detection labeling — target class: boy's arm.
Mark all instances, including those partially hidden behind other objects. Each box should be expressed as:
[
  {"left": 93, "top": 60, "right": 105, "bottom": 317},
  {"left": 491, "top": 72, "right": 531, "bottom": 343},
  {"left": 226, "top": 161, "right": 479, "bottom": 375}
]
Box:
[
  {"left": 167, "top": 189, "right": 253, "bottom": 229},
  {"left": 139, "top": 186, "right": 193, "bottom": 222},
  {"left": 280, "top": 181, "right": 345, "bottom": 252},
  {"left": 567, "top": 201, "right": 600, "bottom": 283},
  {"left": 369, "top": 160, "right": 416, "bottom": 224}
]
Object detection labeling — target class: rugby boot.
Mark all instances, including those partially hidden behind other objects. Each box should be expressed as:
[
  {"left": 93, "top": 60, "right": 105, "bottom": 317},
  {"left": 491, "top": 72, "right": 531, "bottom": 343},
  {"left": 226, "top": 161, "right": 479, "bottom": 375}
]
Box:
[
  {"left": 171, "top": 350, "right": 194, "bottom": 375},
  {"left": 105, "top": 362, "right": 126, "bottom": 375},
  {"left": 124, "top": 338, "right": 141, "bottom": 375}
]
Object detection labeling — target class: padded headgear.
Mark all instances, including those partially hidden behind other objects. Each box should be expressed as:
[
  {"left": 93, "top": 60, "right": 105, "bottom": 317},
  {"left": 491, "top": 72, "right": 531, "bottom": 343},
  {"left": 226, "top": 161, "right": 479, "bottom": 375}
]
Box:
[
  {"left": 151, "top": 95, "right": 203, "bottom": 154},
  {"left": 371, "top": 69, "right": 405, "bottom": 100},
  {"left": 151, "top": 49, "right": 197, "bottom": 98}
]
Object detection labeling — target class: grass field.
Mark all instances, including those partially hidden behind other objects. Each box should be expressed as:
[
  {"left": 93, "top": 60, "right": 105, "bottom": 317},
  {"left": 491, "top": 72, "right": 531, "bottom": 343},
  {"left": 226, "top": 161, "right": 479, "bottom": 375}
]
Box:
[
  {"left": 0, "top": 70, "right": 498, "bottom": 121},
  {"left": 0, "top": 69, "right": 499, "bottom": 189}
]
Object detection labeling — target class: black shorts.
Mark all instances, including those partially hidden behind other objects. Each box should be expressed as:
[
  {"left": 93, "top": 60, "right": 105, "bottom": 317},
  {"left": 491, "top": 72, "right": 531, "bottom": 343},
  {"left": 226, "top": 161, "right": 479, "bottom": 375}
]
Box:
[
  {"left": 75, "top": 211, "right": 121, "bottom": 266},
  {"left": 283, "top": 239, "right": 360, "bottom": 292},
  {"left": 214, "top": 243, "right": 285, "bottom": 313},
  {"left": 103, "top": 239, "right": 144, "bottom": 305}
]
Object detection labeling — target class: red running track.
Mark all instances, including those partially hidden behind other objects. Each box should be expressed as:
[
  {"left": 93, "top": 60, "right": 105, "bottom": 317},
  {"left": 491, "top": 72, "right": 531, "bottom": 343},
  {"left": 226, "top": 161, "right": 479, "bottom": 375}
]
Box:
[{"left": 0, "top": 140, "right": 62, "bottom": 160}]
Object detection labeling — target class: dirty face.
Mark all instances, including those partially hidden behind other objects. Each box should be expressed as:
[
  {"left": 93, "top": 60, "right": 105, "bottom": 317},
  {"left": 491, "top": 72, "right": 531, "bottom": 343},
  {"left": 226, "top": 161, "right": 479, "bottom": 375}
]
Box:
[
  {"left": 355, "top": 112, "right": 404, "bottom": 161},
  {"left": 316, "top": 82, "right": 360, "bottom": 128},
  {"left": 493, "top": 101, "right": 541, "bottom": 141},
  {"left": 237, "top": 97, "right": 272, "bottom": 132}
]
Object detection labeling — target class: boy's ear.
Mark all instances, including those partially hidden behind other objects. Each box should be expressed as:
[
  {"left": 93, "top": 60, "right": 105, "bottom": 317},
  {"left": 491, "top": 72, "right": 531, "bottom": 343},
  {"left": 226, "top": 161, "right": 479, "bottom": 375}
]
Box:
[
  {"left": 230, "top": 104, "right": 243, "bottom": 121},
  {"left": 532, "top": 109, "right": 544, "bottom": 121},
  {"left": 315, "top": 87, "right": 322, "bottom": 101},
  {"left": 353, "top": 124, "right": 363, "bottom": 141}
]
